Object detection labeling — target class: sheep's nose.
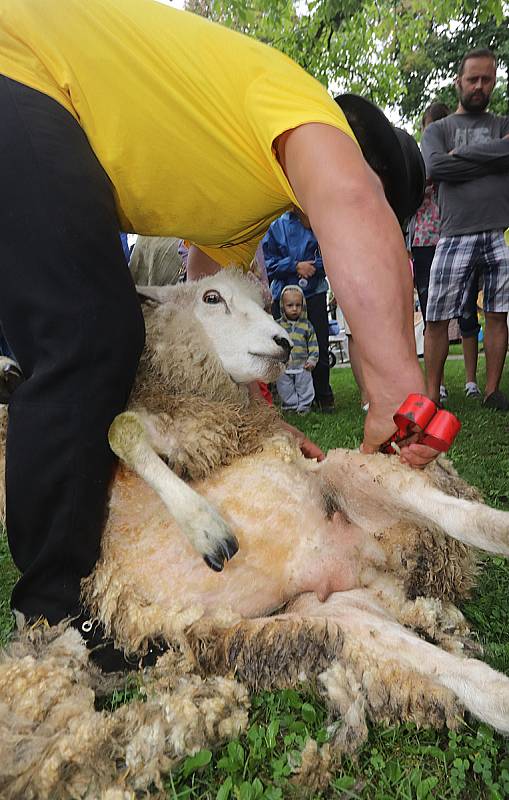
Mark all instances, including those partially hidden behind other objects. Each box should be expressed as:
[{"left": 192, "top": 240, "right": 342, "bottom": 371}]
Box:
[{"left": 274, "top": 335, "right": 292, "bottom": 360}]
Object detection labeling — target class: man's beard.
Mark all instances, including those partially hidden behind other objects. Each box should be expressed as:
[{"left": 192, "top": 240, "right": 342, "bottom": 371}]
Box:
[{"left": 457, "top": 87, "right": 491, "bottom": 113}]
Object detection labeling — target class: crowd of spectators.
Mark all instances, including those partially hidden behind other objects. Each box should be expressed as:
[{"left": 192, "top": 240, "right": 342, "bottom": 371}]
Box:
[{"left": 258, "top": 47, "right": 509, "bottom": 416}]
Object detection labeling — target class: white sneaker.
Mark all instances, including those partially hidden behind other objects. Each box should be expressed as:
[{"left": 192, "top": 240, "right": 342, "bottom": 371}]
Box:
[
  {"left": 439, "top": 385, "right": 448, "bottom": 402},
  {"left": 465, "top": 382, "right": 481, "bottom": 399}
]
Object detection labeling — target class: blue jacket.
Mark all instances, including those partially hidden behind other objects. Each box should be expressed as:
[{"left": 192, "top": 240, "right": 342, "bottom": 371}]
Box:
[{"left": 262, "top": 212, "right": 327, "bottom": 302}]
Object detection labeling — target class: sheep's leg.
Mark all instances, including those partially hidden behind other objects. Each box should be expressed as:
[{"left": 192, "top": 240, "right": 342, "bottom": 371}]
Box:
[
  {"left": 132, "top": 407, "right": 234, "bottom": 480},
  {"left": 324, "top": 451, "right": 509, "bottom": 556},
  {"left": 364, "top": 575, "right": 477, "bottom": 655},
  {"left": 389, "top": 467, "right": 509, "bottom": 555},
  {"left": 108, "top": 411, "right": 239, "bottom": 571},
  {"left": 289, "top": 590, "right": 509, "bottom": 734}
]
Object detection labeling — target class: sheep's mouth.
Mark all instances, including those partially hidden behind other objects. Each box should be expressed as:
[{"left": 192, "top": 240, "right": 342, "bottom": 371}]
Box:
[
  {"left": 249, "top": 352, "right": 289, "bottom": 364},
  {"left": 248, "top": 352, "right": 287, "bottom": 381}
]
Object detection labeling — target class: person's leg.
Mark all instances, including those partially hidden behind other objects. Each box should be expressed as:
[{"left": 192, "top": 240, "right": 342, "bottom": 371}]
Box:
[
  {"left": 411, "top": 246, "right": 435, "bottom": 322},
  {"left": 425, "top": 236, "right": 478, "bottom": 405},
  {"left": 276, "top": 373, "right": 298, "bottom": 410},
  {"left": 412, "top": 246, "right": 448, "bottom": 400},
  {"left": 0, "top": 77, "right": 145, "bottom": 625},
  {"left": 294, "top": 370, "right": 315, "bottom": 412},
  {"left": 462, "top": 335, "right": 480, "bottom": 389},
  {"left": 306, "top": 292, "right": 334, "bottom": 409},
  {"left": 458, "top": 270, "right": 481, "bottom": 394},
  {"left": 424, "top": 321, "right": 451, "bottom": 404},
  {"left": 483, "top": 312, "right": 508, "bottom": 397},
  {"left": 481, "top": 232, "right": 509, "bottom": 408}
]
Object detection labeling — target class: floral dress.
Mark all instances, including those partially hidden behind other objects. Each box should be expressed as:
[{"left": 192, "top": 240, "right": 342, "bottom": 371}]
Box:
[{"left": 412, "top": 185, "right": 440, "bottom": 247}]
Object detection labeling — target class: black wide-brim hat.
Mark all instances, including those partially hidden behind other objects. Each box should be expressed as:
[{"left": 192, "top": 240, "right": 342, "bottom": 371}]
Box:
[{"left": 334, "top": 94, "right": 425, "bottom": 225}]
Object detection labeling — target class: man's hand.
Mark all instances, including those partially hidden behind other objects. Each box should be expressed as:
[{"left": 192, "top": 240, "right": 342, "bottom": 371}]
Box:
[
  {"left": 281, "top": 420, "right": 325, "bottom": 461},
  {"left": 250, "top": 380, "right": 325, "bottom": 460},
  {"left": 399, "top": 441, "right": 439, "bottom": 468},
  {"left": 296, "top": 260, "right": 316, "bottom": 279},
  {"left": 303, "top": 361, "right": 314, "bottom": 371},
  {"left": 361, "top": 403, "right": 439, "bottom": 469}
]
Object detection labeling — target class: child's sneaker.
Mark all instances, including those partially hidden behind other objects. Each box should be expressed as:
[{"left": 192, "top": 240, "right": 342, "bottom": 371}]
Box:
[
  {"left": 439, "top": 385, "right": 448, "bottom": 403},
  {"left": 465, "top": 382, "right": 481, "bottom": 399}
]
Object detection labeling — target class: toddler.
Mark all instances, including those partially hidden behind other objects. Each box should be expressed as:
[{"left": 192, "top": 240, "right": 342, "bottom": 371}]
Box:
[{"left": 276, "top": 285, "right": 319, "bottom": 413}]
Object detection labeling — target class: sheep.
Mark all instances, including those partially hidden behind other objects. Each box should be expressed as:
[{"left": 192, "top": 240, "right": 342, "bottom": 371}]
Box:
[
  {"left": 108, "top": 270, "right": 292, "bottom": 570},
  {"left": 1, "top": 269, "right": 509, "bottom": 797}
]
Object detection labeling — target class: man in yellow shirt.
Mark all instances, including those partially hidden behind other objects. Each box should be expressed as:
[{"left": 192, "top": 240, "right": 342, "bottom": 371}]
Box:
[{"left": 0, "top": 0, "right": 434, "bottom": 670}]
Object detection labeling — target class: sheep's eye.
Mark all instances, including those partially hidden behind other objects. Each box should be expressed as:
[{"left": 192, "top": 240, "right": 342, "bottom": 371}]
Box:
[{"left": 203, "top": 290, "right": 222, "bottom": 305}]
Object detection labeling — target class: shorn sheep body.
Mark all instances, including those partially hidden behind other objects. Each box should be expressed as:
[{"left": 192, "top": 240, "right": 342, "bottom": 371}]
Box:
[{"left": 1, "top": 270, "right": 509, "bottom": 798}]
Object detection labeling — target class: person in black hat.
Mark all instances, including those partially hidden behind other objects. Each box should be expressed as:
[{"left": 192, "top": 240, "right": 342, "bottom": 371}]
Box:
[
  {"left": 334, "top": 94, "right": 426, "bottom": 227},
  {"left": 1, "top": 0, "right": 436, "bottom": 672}
]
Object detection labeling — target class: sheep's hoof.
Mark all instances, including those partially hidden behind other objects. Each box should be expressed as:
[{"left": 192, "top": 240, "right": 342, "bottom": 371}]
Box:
[
  {"left": 109, "top": 411, "right": 145, "bottom": 465},
  {"left": 203, "top": 534, "right": 239, "bottom": 572},
  {"left": 0, "top": 358, "right": 23, "bottom": 404}
]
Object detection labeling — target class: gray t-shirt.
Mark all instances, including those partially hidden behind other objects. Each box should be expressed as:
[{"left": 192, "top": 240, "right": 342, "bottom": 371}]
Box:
[{"left": 421, "top": 111, "right": 509, "bottom": 237}]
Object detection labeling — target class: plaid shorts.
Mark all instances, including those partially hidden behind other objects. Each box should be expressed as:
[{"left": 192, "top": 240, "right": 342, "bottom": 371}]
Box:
[{"left": 426, "top": 230, "right": 509, "bottom": 321}]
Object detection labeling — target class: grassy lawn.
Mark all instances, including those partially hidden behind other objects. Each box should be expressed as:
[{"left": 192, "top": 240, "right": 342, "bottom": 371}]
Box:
[{"left": 1, "top": 355, "right": 509, "bottom": 798}]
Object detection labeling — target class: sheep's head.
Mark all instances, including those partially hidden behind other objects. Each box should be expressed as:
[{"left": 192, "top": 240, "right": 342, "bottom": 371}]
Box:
[{"left": 138, "top": 272, "right": 292, "bottom": 397}]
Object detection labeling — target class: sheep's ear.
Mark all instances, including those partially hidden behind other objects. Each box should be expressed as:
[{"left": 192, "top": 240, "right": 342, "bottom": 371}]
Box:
[{"left": 136, "top": 285, "right": 176, "bottom": 305}]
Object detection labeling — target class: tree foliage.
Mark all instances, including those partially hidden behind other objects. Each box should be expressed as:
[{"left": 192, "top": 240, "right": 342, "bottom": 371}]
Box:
[{"left": 185, "top": 0, "right": 509, "bottom": 122}]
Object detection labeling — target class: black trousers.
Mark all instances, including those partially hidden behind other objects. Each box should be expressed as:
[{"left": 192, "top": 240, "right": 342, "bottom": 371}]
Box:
[
  {"left": 0, "top": 77, "right": 145, "bottom": 624},
  {"left": 305, "top": 292, "right": 333, "bottom": 404},
  {"left": 412, "top": 246, "right": 435, "bottom": 323}
]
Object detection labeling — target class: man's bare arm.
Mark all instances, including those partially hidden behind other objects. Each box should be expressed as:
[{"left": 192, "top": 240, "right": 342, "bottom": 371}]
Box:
[
  {"left": 187, "top": 245, "right": 222, "bottom": 280},
  {"left": 277, "top": 123, "right": 435, "bottom": 465}
]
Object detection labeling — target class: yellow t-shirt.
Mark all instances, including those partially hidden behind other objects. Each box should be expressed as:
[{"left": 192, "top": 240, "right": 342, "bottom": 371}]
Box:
[{"left": 0, "top": 0, "right": 356, "bottom": 268}]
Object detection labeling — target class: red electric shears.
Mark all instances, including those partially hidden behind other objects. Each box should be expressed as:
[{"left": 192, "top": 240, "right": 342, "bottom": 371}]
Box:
[{"left": 380, "top": 393, "right": 461, "bottom": 455}]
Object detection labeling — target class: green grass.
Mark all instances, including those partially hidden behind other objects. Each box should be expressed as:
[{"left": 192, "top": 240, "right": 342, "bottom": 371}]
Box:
[
  {"left": 1, "top": 355, "right": 509, "bottom": 798},
  {"left": 0, "top": 533, "right": 17, "bottom": 647}
]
